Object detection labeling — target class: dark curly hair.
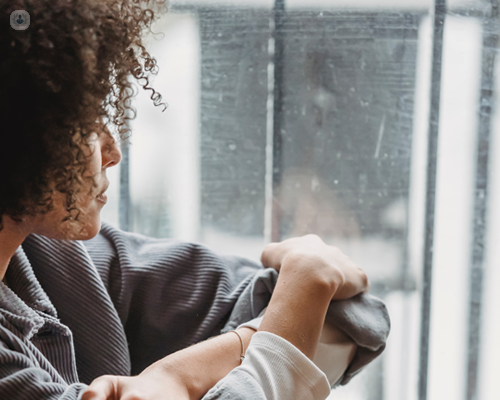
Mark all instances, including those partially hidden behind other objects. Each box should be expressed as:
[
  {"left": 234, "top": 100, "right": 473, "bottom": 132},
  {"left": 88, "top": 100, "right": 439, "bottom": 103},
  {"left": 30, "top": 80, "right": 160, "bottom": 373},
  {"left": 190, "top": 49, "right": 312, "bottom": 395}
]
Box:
[{"left": 0, "top": 0, "right": 167, "bottom": 230}]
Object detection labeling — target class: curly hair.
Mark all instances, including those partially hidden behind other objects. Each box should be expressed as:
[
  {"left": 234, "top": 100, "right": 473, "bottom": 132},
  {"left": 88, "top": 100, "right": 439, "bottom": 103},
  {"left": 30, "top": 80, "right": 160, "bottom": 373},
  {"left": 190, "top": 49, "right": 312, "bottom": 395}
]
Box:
[{"left": 0, "top": 0, "right": 167, "bottom": 230}]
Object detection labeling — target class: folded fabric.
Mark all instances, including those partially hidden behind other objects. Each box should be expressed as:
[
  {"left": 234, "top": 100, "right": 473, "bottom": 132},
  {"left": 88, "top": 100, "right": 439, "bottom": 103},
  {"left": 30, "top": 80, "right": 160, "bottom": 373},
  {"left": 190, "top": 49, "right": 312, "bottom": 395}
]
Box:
[{"left": 222, "top": 268, "right": 391, "bottom": 387}]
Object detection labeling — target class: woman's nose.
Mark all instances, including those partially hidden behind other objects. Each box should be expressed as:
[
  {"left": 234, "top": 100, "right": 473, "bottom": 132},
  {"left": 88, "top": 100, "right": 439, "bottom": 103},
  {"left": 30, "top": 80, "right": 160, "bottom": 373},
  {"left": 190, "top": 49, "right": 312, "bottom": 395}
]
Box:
[{"left": 102, "top": 138, "right": 122, "bottom": 169}]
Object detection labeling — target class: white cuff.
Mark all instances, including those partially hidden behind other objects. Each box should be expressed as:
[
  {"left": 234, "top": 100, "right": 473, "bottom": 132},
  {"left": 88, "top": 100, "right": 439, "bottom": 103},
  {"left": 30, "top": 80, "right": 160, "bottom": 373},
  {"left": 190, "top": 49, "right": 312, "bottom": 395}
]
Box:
[
  {"left": 238, "top": 331, "right": 331, "bottom": 400},
  {"left": 237, "top": 312, "right": 356, "bottom": 388}
]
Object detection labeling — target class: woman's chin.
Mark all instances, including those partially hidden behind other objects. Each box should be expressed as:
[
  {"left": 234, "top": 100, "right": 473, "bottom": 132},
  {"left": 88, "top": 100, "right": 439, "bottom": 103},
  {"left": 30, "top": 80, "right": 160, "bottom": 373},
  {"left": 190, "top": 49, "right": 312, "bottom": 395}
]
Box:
[
  {"left": 74, "top": 221, "right": 101, "bottom": 241},
  {"left": 34, "top": 215, "right": 102, "bottom": 241},
  {"left": 68, "top": 217, "right": 102, "bottom": 241}
]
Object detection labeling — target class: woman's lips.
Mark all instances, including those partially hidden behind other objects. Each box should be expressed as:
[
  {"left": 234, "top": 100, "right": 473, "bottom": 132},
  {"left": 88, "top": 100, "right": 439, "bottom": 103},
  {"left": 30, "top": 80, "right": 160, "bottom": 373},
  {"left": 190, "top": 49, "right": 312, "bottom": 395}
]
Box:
[
  {"left": 96, "top": 181, "right": 109, "bottom": 204},
  {"left": 96, "top": 192, "right": 107, "bottom": 204}
]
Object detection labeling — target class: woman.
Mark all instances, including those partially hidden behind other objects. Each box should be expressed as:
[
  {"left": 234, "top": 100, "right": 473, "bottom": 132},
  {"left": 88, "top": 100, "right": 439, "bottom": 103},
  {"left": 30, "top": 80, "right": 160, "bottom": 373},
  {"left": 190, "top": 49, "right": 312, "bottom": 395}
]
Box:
[{"left": 0, "top": 1, "right": 389, "bottom": 399}]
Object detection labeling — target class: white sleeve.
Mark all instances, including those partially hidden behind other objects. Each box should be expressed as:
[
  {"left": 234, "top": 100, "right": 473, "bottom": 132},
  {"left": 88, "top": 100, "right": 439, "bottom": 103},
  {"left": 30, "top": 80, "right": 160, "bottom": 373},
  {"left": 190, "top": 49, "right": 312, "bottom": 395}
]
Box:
[
  {"left": 238, "top": 312, "right": 356, "bottom": 390},
  {"left": 237, "top": 331, "right": 331, "bottom": 400}
]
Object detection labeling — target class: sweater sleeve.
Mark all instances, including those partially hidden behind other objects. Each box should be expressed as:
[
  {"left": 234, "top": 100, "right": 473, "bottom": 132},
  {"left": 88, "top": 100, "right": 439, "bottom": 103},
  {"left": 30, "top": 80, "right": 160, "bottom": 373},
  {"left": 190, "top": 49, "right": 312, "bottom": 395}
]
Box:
[
  {"left": 0, "top": 338, "right": 87, "bottom": 400},
  {"left": 84, "top": 222, "right": 264, "bottom": 375}
]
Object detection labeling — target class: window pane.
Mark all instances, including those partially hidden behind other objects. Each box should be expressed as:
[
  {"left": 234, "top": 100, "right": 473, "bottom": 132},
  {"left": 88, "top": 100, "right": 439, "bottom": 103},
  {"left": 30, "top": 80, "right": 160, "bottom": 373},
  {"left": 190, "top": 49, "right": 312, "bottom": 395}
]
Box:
[{"left": 102, "top": 1, "right": 499, "bottom": 399}]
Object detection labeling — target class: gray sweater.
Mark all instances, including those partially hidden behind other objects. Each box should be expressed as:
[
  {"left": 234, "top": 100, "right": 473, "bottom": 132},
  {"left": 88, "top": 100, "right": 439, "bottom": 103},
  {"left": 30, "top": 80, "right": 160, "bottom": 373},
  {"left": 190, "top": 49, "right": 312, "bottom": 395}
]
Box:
[{"left": 0, "top": 222, "right": 389, "bottom": 399}]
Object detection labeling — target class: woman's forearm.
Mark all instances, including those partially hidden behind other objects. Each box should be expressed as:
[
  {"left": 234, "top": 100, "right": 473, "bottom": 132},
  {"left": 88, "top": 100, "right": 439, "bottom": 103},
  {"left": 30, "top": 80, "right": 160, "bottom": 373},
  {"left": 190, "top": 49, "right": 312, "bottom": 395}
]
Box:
[
  {"left": 141, "top": 327, "right": 256, "bottom": 400},
  {"left": 259, "top": 252, "right": 338, "bottom": 359}
]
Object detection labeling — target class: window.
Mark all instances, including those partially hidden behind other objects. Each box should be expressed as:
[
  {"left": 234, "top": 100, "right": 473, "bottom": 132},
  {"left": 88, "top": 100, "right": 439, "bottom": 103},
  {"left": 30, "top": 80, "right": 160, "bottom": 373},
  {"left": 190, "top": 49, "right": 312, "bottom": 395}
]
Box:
[{"left": 100, "top": 1, "right": 500, "bottom": 399}]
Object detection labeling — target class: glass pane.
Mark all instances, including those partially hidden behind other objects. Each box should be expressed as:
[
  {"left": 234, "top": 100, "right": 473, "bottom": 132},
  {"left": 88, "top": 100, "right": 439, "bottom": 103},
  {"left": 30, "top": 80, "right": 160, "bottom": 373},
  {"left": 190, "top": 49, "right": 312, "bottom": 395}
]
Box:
[
  {"left": 277, "top": 9, "right": 421, "bottom": 400},
  {"left": 197, "top": 6, "right": 271, "bottom": 258}
]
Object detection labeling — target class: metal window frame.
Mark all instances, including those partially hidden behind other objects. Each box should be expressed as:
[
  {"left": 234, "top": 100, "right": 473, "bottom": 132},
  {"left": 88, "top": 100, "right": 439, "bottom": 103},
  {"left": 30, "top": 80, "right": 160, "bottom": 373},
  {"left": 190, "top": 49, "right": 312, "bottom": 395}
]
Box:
[
  {"left": 417, "top": 2, "right": 446, "bottom": 399},
  {"left": 270, "top": 0, "right": 286, "bottom": 242},
  {"left": 466, "top": 2, "right": 499, "bottom": 400}
]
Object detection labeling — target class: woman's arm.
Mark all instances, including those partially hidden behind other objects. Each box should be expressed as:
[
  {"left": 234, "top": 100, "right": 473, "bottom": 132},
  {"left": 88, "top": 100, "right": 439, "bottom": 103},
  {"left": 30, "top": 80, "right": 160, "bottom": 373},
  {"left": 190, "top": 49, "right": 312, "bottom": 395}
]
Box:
[{"left": 83, "top": 234, "right": 368, "bottom": 400}]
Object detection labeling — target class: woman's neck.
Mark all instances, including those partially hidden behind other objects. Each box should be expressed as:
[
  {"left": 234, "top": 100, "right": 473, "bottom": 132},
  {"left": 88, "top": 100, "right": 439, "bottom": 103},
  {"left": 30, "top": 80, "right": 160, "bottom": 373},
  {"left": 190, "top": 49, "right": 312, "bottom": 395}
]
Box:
[{"left": 0, "top": 217, "right": 30, "bottom": 281}]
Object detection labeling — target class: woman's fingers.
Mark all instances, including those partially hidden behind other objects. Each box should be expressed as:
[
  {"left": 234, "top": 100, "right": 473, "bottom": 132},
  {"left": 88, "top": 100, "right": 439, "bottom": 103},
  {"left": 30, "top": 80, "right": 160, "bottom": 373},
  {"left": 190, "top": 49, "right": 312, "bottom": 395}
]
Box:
[
  {"left": 260, "top": 242, "right": 280, "bottom": 269},
  {"left": 261, "top": 235, "right": 324, "bottom": 270},
  {"left": 82, "top": 373, "right": 191, "bottom": 400},
  {"left": 331, "top": 256, "right": 369, "bottom": 300},
  {"left": 82, "top": 375, "right": 118, "bottom": 400},
  {"left": 261, "top": 234, "right": 369, "bottom": 300}
]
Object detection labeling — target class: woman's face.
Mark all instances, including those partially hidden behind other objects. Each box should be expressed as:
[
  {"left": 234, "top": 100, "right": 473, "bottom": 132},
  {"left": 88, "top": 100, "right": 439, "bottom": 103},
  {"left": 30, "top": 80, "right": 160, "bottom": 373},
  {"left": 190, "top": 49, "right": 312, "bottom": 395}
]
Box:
[{"left": 29, "top": 132, "right": 122, "bottom": 241}]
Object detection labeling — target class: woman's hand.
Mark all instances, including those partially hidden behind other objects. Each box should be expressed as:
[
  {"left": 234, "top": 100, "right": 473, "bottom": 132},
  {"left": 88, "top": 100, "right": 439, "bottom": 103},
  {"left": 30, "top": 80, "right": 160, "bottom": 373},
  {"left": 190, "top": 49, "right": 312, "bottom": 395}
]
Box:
[
  {"left": 82, "top": 367, "right": 191, "bottom": 400},
  {"left": 261, "top": 234, "right": 368, "bottom": 300},
  {"left": 258, "top": 234, "right": 367, "bottom": 359}
]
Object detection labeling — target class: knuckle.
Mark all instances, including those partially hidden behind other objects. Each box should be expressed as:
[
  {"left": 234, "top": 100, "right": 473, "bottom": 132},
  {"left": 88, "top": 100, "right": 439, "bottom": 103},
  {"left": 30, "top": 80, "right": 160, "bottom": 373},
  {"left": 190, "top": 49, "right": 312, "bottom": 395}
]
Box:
[
  {"left": 88, "top": 377, "right": 103, "bottom": 386},
  {"left": 81, "top": 390, "right": 97, "bottom": 400},
  {"left": 282, "top": 248, "right": 300, "bottom": 265},
  {"left": 286, "top": 248, "right": 326, "bottom": 271},
  {"left": 286, "top": 247, "right": 311, "bottom": 262},
  {"left": 329, "top": 246, "right": 342, "bottom": 257},
  {"left": 261, "top": 242, "right": 278, "bottom": 262},
  {"left": 303, "top": 233, "right": 322, "bottom": 243},
  {"left": 124, "top": 395, "right": 144, "bottom": 400},
  {"left": 359, "top": 268, "right": 369, "bottom": 287},
  {"left": 263, "top": 242, "right": 278, "bottom": 253}
]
